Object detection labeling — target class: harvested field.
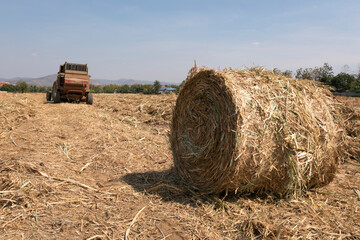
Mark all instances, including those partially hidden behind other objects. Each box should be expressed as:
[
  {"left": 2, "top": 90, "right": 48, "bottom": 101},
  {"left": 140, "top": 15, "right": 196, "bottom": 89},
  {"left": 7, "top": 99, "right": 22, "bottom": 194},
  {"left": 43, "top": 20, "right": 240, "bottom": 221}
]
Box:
[{"left": 0, "top": 93, "right": 359, "bottom": 239}]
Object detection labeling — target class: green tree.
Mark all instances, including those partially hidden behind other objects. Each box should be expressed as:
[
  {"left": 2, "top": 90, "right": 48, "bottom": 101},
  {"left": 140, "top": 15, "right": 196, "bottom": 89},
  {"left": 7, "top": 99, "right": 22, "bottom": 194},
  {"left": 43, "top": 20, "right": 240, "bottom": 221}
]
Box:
[
  {"left": 350, "top": 79, "right": 360, "bottom": 92},
  {"left": 296, "top": 68, "right": 314, "bottom": 80},
  {"left": 282, "top": 70, "right": 293, "bottom": 78},
  {"left": 29, "top": 85, "right": 38, "bottom": 92},
  {"left": 142, "top": 84, "right": 155, "bottom": 94},
  {"left": 273, "top": 68, "right": 292, "bottom": 77},
  {"left": 16, "top": 81, "right": 28, "bottom": 93},
  {"left": 330, "top": 73, "right": 355, "bottom": 92},
  {"left": 103, "top": 84, "right": 119, "bottom": 93},
  {"left": 119, "top": 84, "right": 130, "bottom": 93},
  {"left": 273, "top": 68, "right": 282, "bottom": 75},
  {"left": 153, "top": 80, "right": 161, "bottom": 93},
  {"left": 38, "top": 86, "right": 47, "bottom": 92},
  {"left": 313, "top": 63, "right": 334, "bottom": 83},
  {"left": 130, "top": 84, "right": 144, "bottom": 93},
  {"left": 295, "top": 63, "right": 334, "bottom": 83},
  {"left": 0, "top": 84, "right": 16, "bottom": 92},
  {"left": 90, "top": 84, "right": 103, "bottom": 93},
  {"left": 353, "top": 66, "right": 360, "bottom": 92}
]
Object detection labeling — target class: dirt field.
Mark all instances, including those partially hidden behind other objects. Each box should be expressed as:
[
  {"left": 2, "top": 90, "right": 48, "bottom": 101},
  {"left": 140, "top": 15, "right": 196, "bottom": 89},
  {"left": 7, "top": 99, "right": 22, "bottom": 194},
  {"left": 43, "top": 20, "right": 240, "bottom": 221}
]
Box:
[{"left": 0, "top": 93, "right": 359, "bottom": 239}]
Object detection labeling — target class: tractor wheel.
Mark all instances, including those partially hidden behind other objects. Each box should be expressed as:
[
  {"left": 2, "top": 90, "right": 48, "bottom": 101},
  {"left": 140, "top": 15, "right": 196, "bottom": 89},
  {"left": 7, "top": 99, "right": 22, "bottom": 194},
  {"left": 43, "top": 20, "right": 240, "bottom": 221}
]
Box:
[
  {"left": 46, "top": 92, "right": 52, "bottom": 101},
  {"left": 54, "top": 91, "right": 61, "bottom": 103},
  {"left": 86, "top": 93, "right": 93, "bottom": 105}
]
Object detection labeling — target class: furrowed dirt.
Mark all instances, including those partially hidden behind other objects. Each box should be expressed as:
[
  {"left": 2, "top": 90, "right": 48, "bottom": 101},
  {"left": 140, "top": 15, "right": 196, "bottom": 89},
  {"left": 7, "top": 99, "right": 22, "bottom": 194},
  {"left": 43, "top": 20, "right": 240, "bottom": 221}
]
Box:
[{"left": 0, "top": 93, "right": 359, "bottom": 239}]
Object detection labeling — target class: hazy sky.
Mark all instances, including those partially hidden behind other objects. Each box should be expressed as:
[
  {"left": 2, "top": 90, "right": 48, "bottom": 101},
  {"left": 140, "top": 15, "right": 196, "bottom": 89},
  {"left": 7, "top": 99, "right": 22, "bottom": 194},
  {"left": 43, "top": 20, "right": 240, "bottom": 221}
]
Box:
[{"left": 1, "top": 0, "right": 359, "bottom": 83}]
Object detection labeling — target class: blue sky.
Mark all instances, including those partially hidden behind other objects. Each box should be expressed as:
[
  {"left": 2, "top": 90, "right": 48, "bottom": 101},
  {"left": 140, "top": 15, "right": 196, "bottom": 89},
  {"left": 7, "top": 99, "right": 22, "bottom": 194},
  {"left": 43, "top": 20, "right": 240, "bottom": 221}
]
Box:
[{"left": 0, "top": 0, "right": 359, "bottom": 83}]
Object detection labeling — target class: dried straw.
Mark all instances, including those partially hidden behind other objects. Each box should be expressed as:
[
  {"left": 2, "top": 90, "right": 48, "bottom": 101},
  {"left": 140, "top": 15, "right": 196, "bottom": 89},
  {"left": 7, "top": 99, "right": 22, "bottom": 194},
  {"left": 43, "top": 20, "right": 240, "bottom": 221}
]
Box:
[
  {"left": 338, "top": 98, "right": 360, "bottom": 162},
  {"left": 171, "top": 67, "right": 344, "bottom": 197}
]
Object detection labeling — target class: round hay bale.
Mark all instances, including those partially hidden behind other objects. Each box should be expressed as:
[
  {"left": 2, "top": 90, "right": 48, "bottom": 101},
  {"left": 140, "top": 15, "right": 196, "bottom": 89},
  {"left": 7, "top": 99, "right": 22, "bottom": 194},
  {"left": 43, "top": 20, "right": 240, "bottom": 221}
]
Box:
[{"left": 171, "top": 67, "right": 344, "bottom": 197}]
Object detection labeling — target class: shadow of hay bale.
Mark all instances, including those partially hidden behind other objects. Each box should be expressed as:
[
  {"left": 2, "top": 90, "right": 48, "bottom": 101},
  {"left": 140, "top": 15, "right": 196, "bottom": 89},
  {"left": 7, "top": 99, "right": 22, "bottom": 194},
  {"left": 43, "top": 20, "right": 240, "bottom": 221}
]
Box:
[
  {"left": 122, "top": 170, "right": 293, "bottom": 238},
  {"left": 121, "top": 168, "right": 189, "bottom": 202},
  {"left": 121, "top": 168, "right": 281, "bottom": 207}
]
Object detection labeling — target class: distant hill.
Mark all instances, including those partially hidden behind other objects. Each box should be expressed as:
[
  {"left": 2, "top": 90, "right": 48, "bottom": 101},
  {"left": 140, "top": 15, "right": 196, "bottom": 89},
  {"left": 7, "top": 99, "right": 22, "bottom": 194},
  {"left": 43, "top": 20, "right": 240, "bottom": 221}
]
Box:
[
  {"left": 0, "top": 75, "right": 177, "bottom": 87},
  {"left": 1, "top": 75, "right": 57, "bottom": 87},
  {"left": 0, "top": 77, "right": 33, "bottom": 83}
]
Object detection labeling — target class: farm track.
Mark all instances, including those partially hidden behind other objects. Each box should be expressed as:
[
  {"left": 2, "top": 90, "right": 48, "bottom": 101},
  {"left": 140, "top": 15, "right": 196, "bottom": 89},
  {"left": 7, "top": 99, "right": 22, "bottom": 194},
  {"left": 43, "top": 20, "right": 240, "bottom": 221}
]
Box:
[{"left": 0, "top": 93, "right": 359, "bottom": 239}]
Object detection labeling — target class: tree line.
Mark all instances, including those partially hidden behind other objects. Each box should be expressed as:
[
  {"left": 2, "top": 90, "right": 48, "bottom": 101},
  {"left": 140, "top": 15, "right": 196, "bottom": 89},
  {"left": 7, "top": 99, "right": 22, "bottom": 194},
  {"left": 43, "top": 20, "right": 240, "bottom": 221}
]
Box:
[
  {"left": 0, "top": 80, "right": 179, "bottom": 94},
  {"left": 274, "top": 63, "right": 360, "bottom": 92},
  {"left": 89, "top": 80, "right": 181, "bottom": 94},
  {"left": 0, "top": 81, "right": 51, "bottom": 93},
  {"left": 1, "top": 64, "right": 360, "bottom": 93}
]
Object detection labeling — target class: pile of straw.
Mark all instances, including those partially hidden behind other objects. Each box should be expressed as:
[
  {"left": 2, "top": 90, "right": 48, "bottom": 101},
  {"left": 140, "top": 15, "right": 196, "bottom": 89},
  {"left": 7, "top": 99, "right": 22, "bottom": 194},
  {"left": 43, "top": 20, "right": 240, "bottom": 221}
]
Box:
[
  {"left": 171, "top": 67, "right": 344, "bottom": 197},
  {"left": 340, "top": 100, "right": 360, "bottom": 162}
]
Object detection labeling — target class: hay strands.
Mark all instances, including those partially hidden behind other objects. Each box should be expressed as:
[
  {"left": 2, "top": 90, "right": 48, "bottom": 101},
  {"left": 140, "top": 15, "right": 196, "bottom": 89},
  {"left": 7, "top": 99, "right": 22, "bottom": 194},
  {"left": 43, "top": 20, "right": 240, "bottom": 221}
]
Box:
[
  {"left": 80, "top": 161, "right": 93, "bottom": 173},
  {"left": 1, "top": 214, "right": 23, "bottom": 228},
  {"left": 10, "top": 135, "right": 17, "bottom": 147},
  {"left": 86, "top": 235, "right": 105, "bottom": 240},
  {"left": 0, "top": 181, "right": 31, "bottom": 194},
  {"left": 124, "top": 206, "right": 146, "bottom": 240},
  {"left": 25, "top": 164, "right": 113, "bottom": 194},
  {"left": 59, "top": 143, "right": 70, "bottom": 159},
  {"left": 354, "top": 189, "right": 360, "bottom": 201},
  {"left": 145, "top": 183, "right": 183, "bottom": 194}
]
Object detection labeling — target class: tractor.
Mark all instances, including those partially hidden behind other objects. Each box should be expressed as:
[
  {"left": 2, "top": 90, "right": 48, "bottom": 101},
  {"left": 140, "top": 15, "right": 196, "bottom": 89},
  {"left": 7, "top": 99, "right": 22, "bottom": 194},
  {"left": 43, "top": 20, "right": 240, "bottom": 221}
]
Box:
[{"left": 46, "top": 62, "right": 93, "bottom": 104}]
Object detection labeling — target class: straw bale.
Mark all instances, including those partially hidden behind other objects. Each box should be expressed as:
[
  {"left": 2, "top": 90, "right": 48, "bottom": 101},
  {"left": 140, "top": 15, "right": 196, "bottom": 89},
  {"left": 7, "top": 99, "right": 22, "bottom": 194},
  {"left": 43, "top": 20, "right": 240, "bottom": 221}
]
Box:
[
  {"left": 171, "top": 67, "right": 344, "bottom": 197},
  {"left": 338, "top": 97, "right": 360, "bottom": 162}
]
